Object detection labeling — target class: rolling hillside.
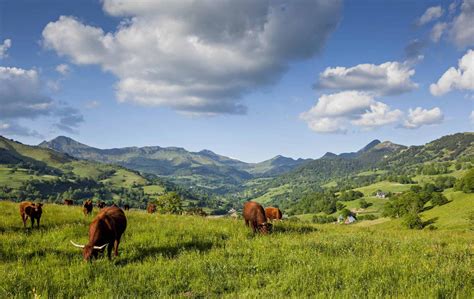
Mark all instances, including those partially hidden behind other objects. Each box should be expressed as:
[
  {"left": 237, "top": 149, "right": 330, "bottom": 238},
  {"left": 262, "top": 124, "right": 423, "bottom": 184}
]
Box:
[
  {"left": 39, "top": 136, "right": 310, "bottom": 192},
  {"left": 0, "top": 136, "right": 179, "bottom": 208}
]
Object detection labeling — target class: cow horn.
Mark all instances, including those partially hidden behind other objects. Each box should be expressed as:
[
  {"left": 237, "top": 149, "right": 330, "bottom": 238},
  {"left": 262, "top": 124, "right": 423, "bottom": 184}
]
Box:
[
  {"left": 93, "top": 244, "right": 108, "bottom": 250},
  {"left": 70, "top": 240, "right": 85, "bottom": 248}
]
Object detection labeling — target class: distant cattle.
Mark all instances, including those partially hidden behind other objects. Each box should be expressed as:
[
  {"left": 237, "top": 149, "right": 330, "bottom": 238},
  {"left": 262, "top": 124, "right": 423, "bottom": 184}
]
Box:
[
  {"left": 19, "top": 201, "right": 43, "bottom": 228},
  {"left": 265, "top": 207, "right": 282, "bottom": 221},
  {"left": 243, "top": 201, "right": 272, "bottom": 234},
  {"left": 97, "top": 201, "right": 106, "bottom": 209},
  {"left": 123, "top": 204, "right": 130, "bottom": 211},
  {"left": 70, "top": 206, "right": 127, "bottom": 261},
  {"left": 64, "top": 199, "right": 73, "bottom": 206},
  {"left": 83, "top": 200, "right": 93, "bottom": 216},
  {"left": 147, "top": 203, "right": 156, "bottom": 214}
]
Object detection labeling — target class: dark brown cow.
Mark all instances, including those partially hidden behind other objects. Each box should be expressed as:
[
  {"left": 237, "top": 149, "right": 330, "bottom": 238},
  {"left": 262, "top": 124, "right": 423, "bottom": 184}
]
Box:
[
  {"left": 243, "top": 201, "right": 272, "bottom": 234},
  {"left": 265, "top": 207, "right": 283, "bottom": 221},
  {"left": 70, "top": 206, "right": 127, "bottom": 261},
  {"left": 97, "top": 201, "right": 106, "bottom": 209},
  {"left": 83, "top": 200, "right": 93, "bottom": 216},
  {"left": 147, "top": 203, "right": 156, "bottom": 214},
  {"left": 123, "top": 204, "right": 130, "bottom": 211},
  {"left": 19, "top": 201, "right": 43, "bottom": 228},
  {"left": 64, "top": 199, "right": 73, "bottom": 206}
]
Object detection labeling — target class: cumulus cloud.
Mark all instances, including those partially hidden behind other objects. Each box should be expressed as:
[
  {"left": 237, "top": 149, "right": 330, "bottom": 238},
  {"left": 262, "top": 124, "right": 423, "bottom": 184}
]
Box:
[
  {"left": 0, "top": 39, "right": 11, "bottom": 59},
  {"left": 430, "top": 22, "right": 448, "bottom": 42},
  {"left": 56, "top": 64, "right": 70, "bottom": 75},
  {"left": 404, "top": 107, "right": 443, "bottom": 129},
  {"left": 0, "top": 66, "right": 83, "bottom": 135},
  {"left": 317, "top": 61, "right": 417, "bottom": 96},
  {"left": 42, "top": 0, "right": 342, "bottom": 115},
  {"left": 430, "top": 49, "right": 474, "bottom": 96},
  {"left": 352, "top": 102, "right": 403, "bottom": 128},
  {"left": 417, "top": 6, "right": 444, "bottom": 26},
  {"left": 300, "top": 91, "right": 403, "bottom": 133},
  {"left": 450, "top": 0, "right": 474, "bottom": 47}
]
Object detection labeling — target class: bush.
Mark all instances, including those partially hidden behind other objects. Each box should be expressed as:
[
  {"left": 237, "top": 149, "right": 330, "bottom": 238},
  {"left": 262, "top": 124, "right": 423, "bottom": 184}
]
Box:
[
  {"left": 336, "top": 202, "right": 345, "bottom": 211},
  {"left": 430, "top": 192, "right": 449, "bottom": 206},
  {"left": 358, "top": 214, "right": 378, "bottom": 221},
  {"left": 454, "top": 168, "right": 474, "bottom": 193},
  {"left": 359, "top": 199, "right": 372, "bottom": 209},
  {"left": 403, "top": 213, "right": 423, "bottom": 230},
  {"left": 312, "top": 215, "right": 337, "bottom": 224}
]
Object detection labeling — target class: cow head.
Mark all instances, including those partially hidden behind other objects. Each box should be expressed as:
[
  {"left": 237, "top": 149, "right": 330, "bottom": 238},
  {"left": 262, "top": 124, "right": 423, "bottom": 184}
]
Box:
[
  {"left": 34, "top": 203, "right": 43, "bottom": 215},
  {"left": 258, "top": 222, "right": 273, "bottom": 234},
  {"left": 70, "top": 241, "right": 107, "bottom": 261}
]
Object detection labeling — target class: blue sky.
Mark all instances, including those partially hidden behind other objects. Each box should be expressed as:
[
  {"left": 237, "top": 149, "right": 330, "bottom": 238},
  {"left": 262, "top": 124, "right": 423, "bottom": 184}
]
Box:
[{"left": 0, "top": 0, "right": 472, "bottom": 162}]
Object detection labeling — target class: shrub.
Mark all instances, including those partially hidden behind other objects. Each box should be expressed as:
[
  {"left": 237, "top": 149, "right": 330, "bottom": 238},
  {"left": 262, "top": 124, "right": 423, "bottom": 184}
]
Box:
[
  {"left": 359, "top": 199, "right": 372, "bottom": 209},
  {"left": 430, "top": 192, "right": 449, "bottom": 206},
  {"left": 403, "top": 212, "right": 423, "bottom": 230}
]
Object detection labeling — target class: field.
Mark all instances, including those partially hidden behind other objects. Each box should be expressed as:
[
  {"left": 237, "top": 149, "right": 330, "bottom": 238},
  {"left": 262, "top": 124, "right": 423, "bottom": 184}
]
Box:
[{"left": 1, "top": 201, "right": 472, "bottom": 297}]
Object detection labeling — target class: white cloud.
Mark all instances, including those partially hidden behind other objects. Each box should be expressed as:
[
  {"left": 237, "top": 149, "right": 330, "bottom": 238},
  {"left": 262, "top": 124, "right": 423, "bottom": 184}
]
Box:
[
  {"left": 418, "top": 6, "right": 444, "bottom": 26},
  {"left": 430, "top": 49, "right": 474, "bottom": 96},
  {"left": 42, "top": 1, "right": 342, "bottom": 115},
  {"left": 56, "top": 64, "right": 70, "bottom": 75},
  {"left": 352, "top": 102, "right": 403, "bottom": 128},
  {"left": 404, "top": 107, "right": 443, "bottom": 129},
  {"left": 317, "top": 61, "right": 418, "bottom": 95},
  {"left": 0, "top": 39, "right": 11, "bottom": 59},
  {"left": 0, "top": 66, "right": 83, "bottom": 134},
  {"left": 430, "top": 22, "right": 448, "bottom": 42},
  {"left": 450, "top": 0, "right": 474, "bottom": 47},
  {"left": 300, "top": 91, "right": 403, "bottom": 133}
]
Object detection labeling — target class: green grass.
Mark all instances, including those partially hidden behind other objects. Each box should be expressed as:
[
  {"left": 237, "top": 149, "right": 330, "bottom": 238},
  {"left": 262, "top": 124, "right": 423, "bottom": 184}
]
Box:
[
  {"left": 1, "top": 201, "right": 472, "bottom": 297},
  {"left": 252, "top": 184, "right": 291, "bottom": 204},
  {"left": 101, "top": 168, "right": 147, "bottom": 188},
  {"left": 0, "top": 167, "right": 55, "bottom": 188},
  {"left": 354, "top": 181, "right": 415, "bottom": 196},
  {"left": 143, "top": 185, "right": 166, "bottom": 195}
]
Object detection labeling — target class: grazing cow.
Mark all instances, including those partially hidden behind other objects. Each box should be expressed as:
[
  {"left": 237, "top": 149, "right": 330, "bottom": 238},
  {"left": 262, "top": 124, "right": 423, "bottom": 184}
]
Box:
[
  {"left": 19, "top": 201, "right": 43, "bottom": 228},
  {"left": 265, "top": 207, "right": 283, "bottom": 221},
  {"left": 147, "top": 203, "right": 156, "bottom": 214},
  {"left": 64, "top": 199, "right": 73, "bottom": 206},
  {"left": 70, "top": 206, "right": 127, "bottom": 261},
  {"left": 123, "top": 204, "right": 130, "bottom": 211},
  {"left": 83, "top": 200, "right": 93, "bottom": 216},
  {"left": 243, "top": 201, "right": 272, "bottom": 234},
  {"left": 97, "top": 201, "right": 106, "bottom": 209}
]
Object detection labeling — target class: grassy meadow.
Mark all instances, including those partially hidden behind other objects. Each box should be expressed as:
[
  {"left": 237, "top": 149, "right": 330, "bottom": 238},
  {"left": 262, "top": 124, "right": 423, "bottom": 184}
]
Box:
[{"left": 0, "top": 201, "right": 472, "bottom": 298}]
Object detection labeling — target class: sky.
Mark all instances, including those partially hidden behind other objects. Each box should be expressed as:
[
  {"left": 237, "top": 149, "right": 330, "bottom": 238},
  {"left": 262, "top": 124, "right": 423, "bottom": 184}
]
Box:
[{"left": 0, "top": 0, "right": 473, "bottom": 162}]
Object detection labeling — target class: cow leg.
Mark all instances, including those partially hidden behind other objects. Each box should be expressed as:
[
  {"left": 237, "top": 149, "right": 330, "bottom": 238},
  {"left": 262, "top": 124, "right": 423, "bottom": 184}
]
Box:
[
  {"left": 245, "top": 219, "right": 249, "bottom": 227},
  {"left": 251, "top": 221, "right": 258, "bottom": 233},
  {"left": 107, "top": 242, "right": 113, "bottom": 260},
  {"left": 113, "top": 239, "right": 120, "bottom": 257},
  {"left": 30, "top": 217, "right": 34, "bottom": 229},
  {"left": 36, "top": 217, "right": 40, "bottom": 228},
  {"left": 21, "top": 214, "right": 27, "bottom": 228}
]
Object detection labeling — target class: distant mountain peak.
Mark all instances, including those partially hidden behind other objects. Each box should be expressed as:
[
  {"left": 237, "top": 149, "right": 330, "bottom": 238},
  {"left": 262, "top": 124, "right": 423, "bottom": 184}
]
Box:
[
  {"left": 322, "top": 152, "right": 337, "bottom": 158},
  {"left": 358, "top": 139, "right": 381, "bottom": 153}
]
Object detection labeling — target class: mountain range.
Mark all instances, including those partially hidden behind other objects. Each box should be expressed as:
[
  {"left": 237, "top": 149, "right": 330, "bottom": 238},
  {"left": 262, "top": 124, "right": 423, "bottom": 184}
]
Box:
[{"left": 38, "top": 136, "right": 310, "bottom": 192}]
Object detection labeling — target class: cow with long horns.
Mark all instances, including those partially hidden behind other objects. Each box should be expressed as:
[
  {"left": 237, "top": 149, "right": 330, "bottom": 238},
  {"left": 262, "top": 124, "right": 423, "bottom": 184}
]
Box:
[{"left": 70, "top": 206, "right": 127, "bottom": 261}]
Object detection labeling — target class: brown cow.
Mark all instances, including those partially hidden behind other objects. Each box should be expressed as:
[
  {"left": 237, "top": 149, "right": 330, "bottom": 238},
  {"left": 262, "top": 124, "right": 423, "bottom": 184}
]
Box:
[
  {"left": 147, "top": 203, "right": 156, "bottom": 214},
  {"left": 265, "top": 207, "right": 283, "bottom": 221},
  {"left": 243, "top": 201, "right": 272, "bottom": 234},
  {"left": 70, "top": 206, "right": 127, "bottom": 261},
  {"left": 123, "top": 204, "right": 130, "bottom": 211},
  {"left": 97, "top": 201, "right": 106, "bottom": 209},
  {"left": 83, "top": 200, "right": 93, "bottom": 216},
  {"left": 19, "top": 201, "right": 43, "bottom": 228},
  {"left": 64, "top": 199, "right": 73, "bottom": 206}
]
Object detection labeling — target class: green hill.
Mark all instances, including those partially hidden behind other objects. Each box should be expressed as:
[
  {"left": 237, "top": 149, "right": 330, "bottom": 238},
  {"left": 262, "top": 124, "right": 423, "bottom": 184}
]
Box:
[
  {"left": 0, "top": 136, "right": 178, "bottom": 208},
  {"left": 39, "top": 136, "right": 309, "bottom": 193}
]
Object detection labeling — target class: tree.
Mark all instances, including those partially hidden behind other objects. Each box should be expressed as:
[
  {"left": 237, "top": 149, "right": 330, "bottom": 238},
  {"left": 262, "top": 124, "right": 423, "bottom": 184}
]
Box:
[
  {"left": 403, "top": 212, "right": 423, "bottom": 229},
  {"left": 359, "top": 199, "right": 372, "bottom": 209},
  {"left": 454, "top": 168, "right": 474, "bottom": 193},
  {"left": 156, "top": 192, "right": 183, "bottom": 214}
]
